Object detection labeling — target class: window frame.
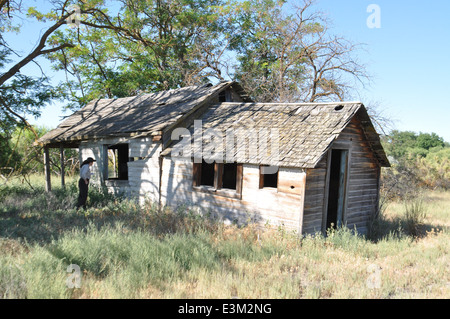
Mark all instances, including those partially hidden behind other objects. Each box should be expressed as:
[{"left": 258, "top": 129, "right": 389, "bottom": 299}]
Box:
[
  {"left": 259, "top": 165, "right": 279, "bottom": 190},
  {"left": 193, "top": 161, "right": 243, "bottom": 199},
  {"left": 106, "top": 143, "right": 130, "bottom": 181}
]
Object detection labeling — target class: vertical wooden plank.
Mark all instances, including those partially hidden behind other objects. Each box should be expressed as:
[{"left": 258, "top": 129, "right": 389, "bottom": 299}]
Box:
[
  {"left": 298, "top": 170, "right": 306, "bottom": 235},
  {"left": 102, "top": 145, "right": 109, "bottom": 183},
  {"left": 321, "top": 151, "right": 332, "bottom": 233},
  {"left": 342, "top": 146, "right": 352, "bottom": 226},
  {"left": 375, "top": 165, "right": 381, "bottom": 216},
  {"left": 192, "top": 162, "right": 201, "bottom": 187},
  {"left": 60, "top": 144, "right": 65, "bottom": 189},
  {"left": 214, "top": 162, "right": 223, "bottom": 190},
  {"left": 236, "top": 164, "right": 243, "bottom": 199},
  {"left": 336, "top": 150, "right": 349, "bottom": 227},
  {"left": 159, "top": 155, "right": 163, "bottom": 210},
  {"left": 44, "top": 146, "right": 51, "bottom": 192},
  {"left": 258, "top": 166, "right": 264, "bottom": 189}
]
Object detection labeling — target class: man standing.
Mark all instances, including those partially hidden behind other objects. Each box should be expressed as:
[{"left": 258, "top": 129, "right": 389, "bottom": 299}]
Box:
[{"left": 76, "top": 157, "right": 96, "bottom": 210}]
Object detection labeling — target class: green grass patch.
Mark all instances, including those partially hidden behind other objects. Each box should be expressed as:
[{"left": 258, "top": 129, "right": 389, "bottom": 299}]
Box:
[{"left": 0, "top": 175, "right": 448, "bottom": 298}]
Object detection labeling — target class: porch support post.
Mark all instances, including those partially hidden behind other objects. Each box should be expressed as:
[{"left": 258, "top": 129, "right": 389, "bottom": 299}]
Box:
[
  {"left": 44, "top": 146, "right": 51, "bottom": 192},
  {"left": 60, "top": 144, "right": 65, "bottom": 189}
]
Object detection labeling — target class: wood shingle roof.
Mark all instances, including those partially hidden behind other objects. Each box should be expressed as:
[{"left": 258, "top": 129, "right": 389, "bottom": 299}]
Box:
[
  {"left": 182, "top": 102, "right": 389, "bottom": 168},
  {"left": 38, "top": 81, "right": 246, "bottom": 146},
  {"left": 38, "top": 80, "right": 389, "bottom": 168}
]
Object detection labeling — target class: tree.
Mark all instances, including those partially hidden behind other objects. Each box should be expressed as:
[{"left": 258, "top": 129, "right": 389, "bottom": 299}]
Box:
[
  {"left": 0, "top": 1, "right": 104, "bottom": 174},
  {"left": 382, "top": 130, "right": 418, "bottom": 159},
  {"left": 0, "top": 1, "right": 76, "bottom": 112},
  {"left": 416, "top": 132, "right": 444, "bottom": 150},
  {"left": 0, "top": 125, "right": 79, "bottom": 183},
  {"left": 381, "top": 130, "right": 450, "bottom": 195},
  {"left": 44, "top": 0, "right": 370, "bottom": 108},
  {"left": 228, "top": 0, "right": 369, "bottom": 103},
  {"left": 0, "top": 1, "right": 84, "bottom": 145},
  {"left": 1, "top": 0, "right": 383, "bottom": 178},
  {"left": 0, "top": 1, "right": 73, "bottom": 171},
  {"left": 382, "top": 130, "right": 446, "bottom": 159},
  {"left": 44, "top": 0, "right": 230, "bottom": 110}
]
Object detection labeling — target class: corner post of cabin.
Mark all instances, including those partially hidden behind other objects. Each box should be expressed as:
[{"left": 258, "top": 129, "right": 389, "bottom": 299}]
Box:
[
  {"left": 375, "top": 165, "right": 381, "bottom": 217},
  {"left": 298, "top": 169, "right": 307, "bottom": 236},
  {"left": 158, "top": 154, "right": 163, "bottom": 212},
  {"left": 44, "top": 146, "right": 51, "bottom": 192},
  {"left": 60, "top": 144, "right": 65, "bottom": 189}
]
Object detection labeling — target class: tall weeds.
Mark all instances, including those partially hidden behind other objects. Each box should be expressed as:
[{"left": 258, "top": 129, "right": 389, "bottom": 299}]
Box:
[
  {"left": 403, "top": 195, "right": 427, "bottom": 237},
  {"left": 0, "top": 176, "right": 448, "bottom": 298}
]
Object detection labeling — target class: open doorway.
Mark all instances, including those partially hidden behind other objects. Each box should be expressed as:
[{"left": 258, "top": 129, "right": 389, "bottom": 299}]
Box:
[{"left": 325, "top": 149, "right": 349, "bottom": 230}]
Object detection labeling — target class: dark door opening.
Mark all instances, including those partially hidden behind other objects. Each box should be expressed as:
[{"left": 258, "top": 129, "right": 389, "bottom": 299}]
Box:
[{"left": 326, "top": 149, "right": 348, "bottom": 230}]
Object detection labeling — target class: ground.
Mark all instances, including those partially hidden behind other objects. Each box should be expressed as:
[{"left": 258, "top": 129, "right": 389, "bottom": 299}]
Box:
[{"left": 0, "top": 175, "right": 448, "bottom": 298}]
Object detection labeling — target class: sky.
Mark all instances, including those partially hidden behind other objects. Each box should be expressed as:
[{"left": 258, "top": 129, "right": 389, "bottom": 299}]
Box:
[
  {"left": 6, "top": 0, "right": 450, "bottom": 142},
  {"left": 311, "top": 0, "right": 450, "bottom": 141}
]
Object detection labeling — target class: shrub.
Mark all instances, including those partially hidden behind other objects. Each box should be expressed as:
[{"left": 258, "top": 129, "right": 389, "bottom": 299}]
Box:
[
  {"left": 0, "top": 257, "right": 27, "bottom": 298},
  {"left": 403, "top": 195, "right": 427, "bottom": 237},
  {"left": 416, "top": 148, "right": 450, "bottom": 189},
  {"left": 381, "top": 131, "right": 450, "bottom": 194}
]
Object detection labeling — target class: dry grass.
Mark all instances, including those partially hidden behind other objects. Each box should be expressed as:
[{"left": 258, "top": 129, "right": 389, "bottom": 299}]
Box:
[
  {"left": 144, "top": 226, "right": 449, "bottom": 299},
  {"left": 0, "top": 176, "right": 449, "bottom": 299}
]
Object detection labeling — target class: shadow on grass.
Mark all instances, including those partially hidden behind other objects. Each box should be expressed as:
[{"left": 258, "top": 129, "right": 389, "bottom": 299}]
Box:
[
  {"left": 2, "top": 181, "right": 447, "bottom": 247},
  {"left": 367, "top": 214, "right": 447, "bottom": 242},
  {"left": 0, "top": 183, "right": 219, "bottom": 246}
]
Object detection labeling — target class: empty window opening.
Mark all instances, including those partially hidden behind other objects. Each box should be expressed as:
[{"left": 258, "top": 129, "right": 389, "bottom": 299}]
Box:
[
  {"left": 334, "top": 105, "right": 344, "bottom": 111},
  {"left": 259, "top": 166, "right": 278, "bottom": 188},
  {"left": 200, "top": 160, "right": 215, "bottom": 187},
  {"left": 326, "top": 149, "right": 348, "bottom": 230},
  {"left": 218, "top": 89, "right": 232, "bottom": 102},
  {"left": 193, "top": 160, "right": 243, "bottom": 196},
  {"left": 107, "top": 144, "right": 129, "bottom": 180},
  {"left": 222, "top": 163, "right": 237, "bottom": 190},
  {"left": 218, "top": 91, "right": 226, "bottom": 102}
]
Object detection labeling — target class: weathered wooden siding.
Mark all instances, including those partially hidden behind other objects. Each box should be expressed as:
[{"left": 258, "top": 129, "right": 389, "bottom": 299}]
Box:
[
  {"left": 161, "top": 158, "right": 305, "bottom": 232},
  {"left": 301, "top": 116, "right": 381, "bottom": 235},
  {"left": 337, "top": 117, "right": 380, "bottom": 234},
  {"left": 302, "top": 154, "right": 328, "bottom": 234},
  {"left": 128, "top": 138, "right": 162, "bottom": 203},
  {"left": 79, "top": 137, "right": 162, "bottom": 203},
  {"left": 79, "top": 114, "right": 380, "bottom": 236},
  {"left": 79, "top": 142, "right": 106, "bottom": 185}
]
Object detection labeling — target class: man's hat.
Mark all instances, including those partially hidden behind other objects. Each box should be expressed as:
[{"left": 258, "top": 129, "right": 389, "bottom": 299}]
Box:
[{"left": 86, "top": 157, "right": 96, "bottom": 163}]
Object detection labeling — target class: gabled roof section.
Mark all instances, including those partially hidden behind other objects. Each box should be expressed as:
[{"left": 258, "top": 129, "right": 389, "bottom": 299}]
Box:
[
  {"left": 38, "top": 81, "right": 249, "bottom": 146},
  {"left": 354, "top": 106, "right": 390, "bottom": 167},
  {"left": 179, "top": 101, "right": 389, "bottom": 168}
]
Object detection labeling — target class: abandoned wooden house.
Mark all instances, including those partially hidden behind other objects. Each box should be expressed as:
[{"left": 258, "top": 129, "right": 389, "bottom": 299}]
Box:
[{"left": 38, "top": 81, "right": 390, "bottom": 235}]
